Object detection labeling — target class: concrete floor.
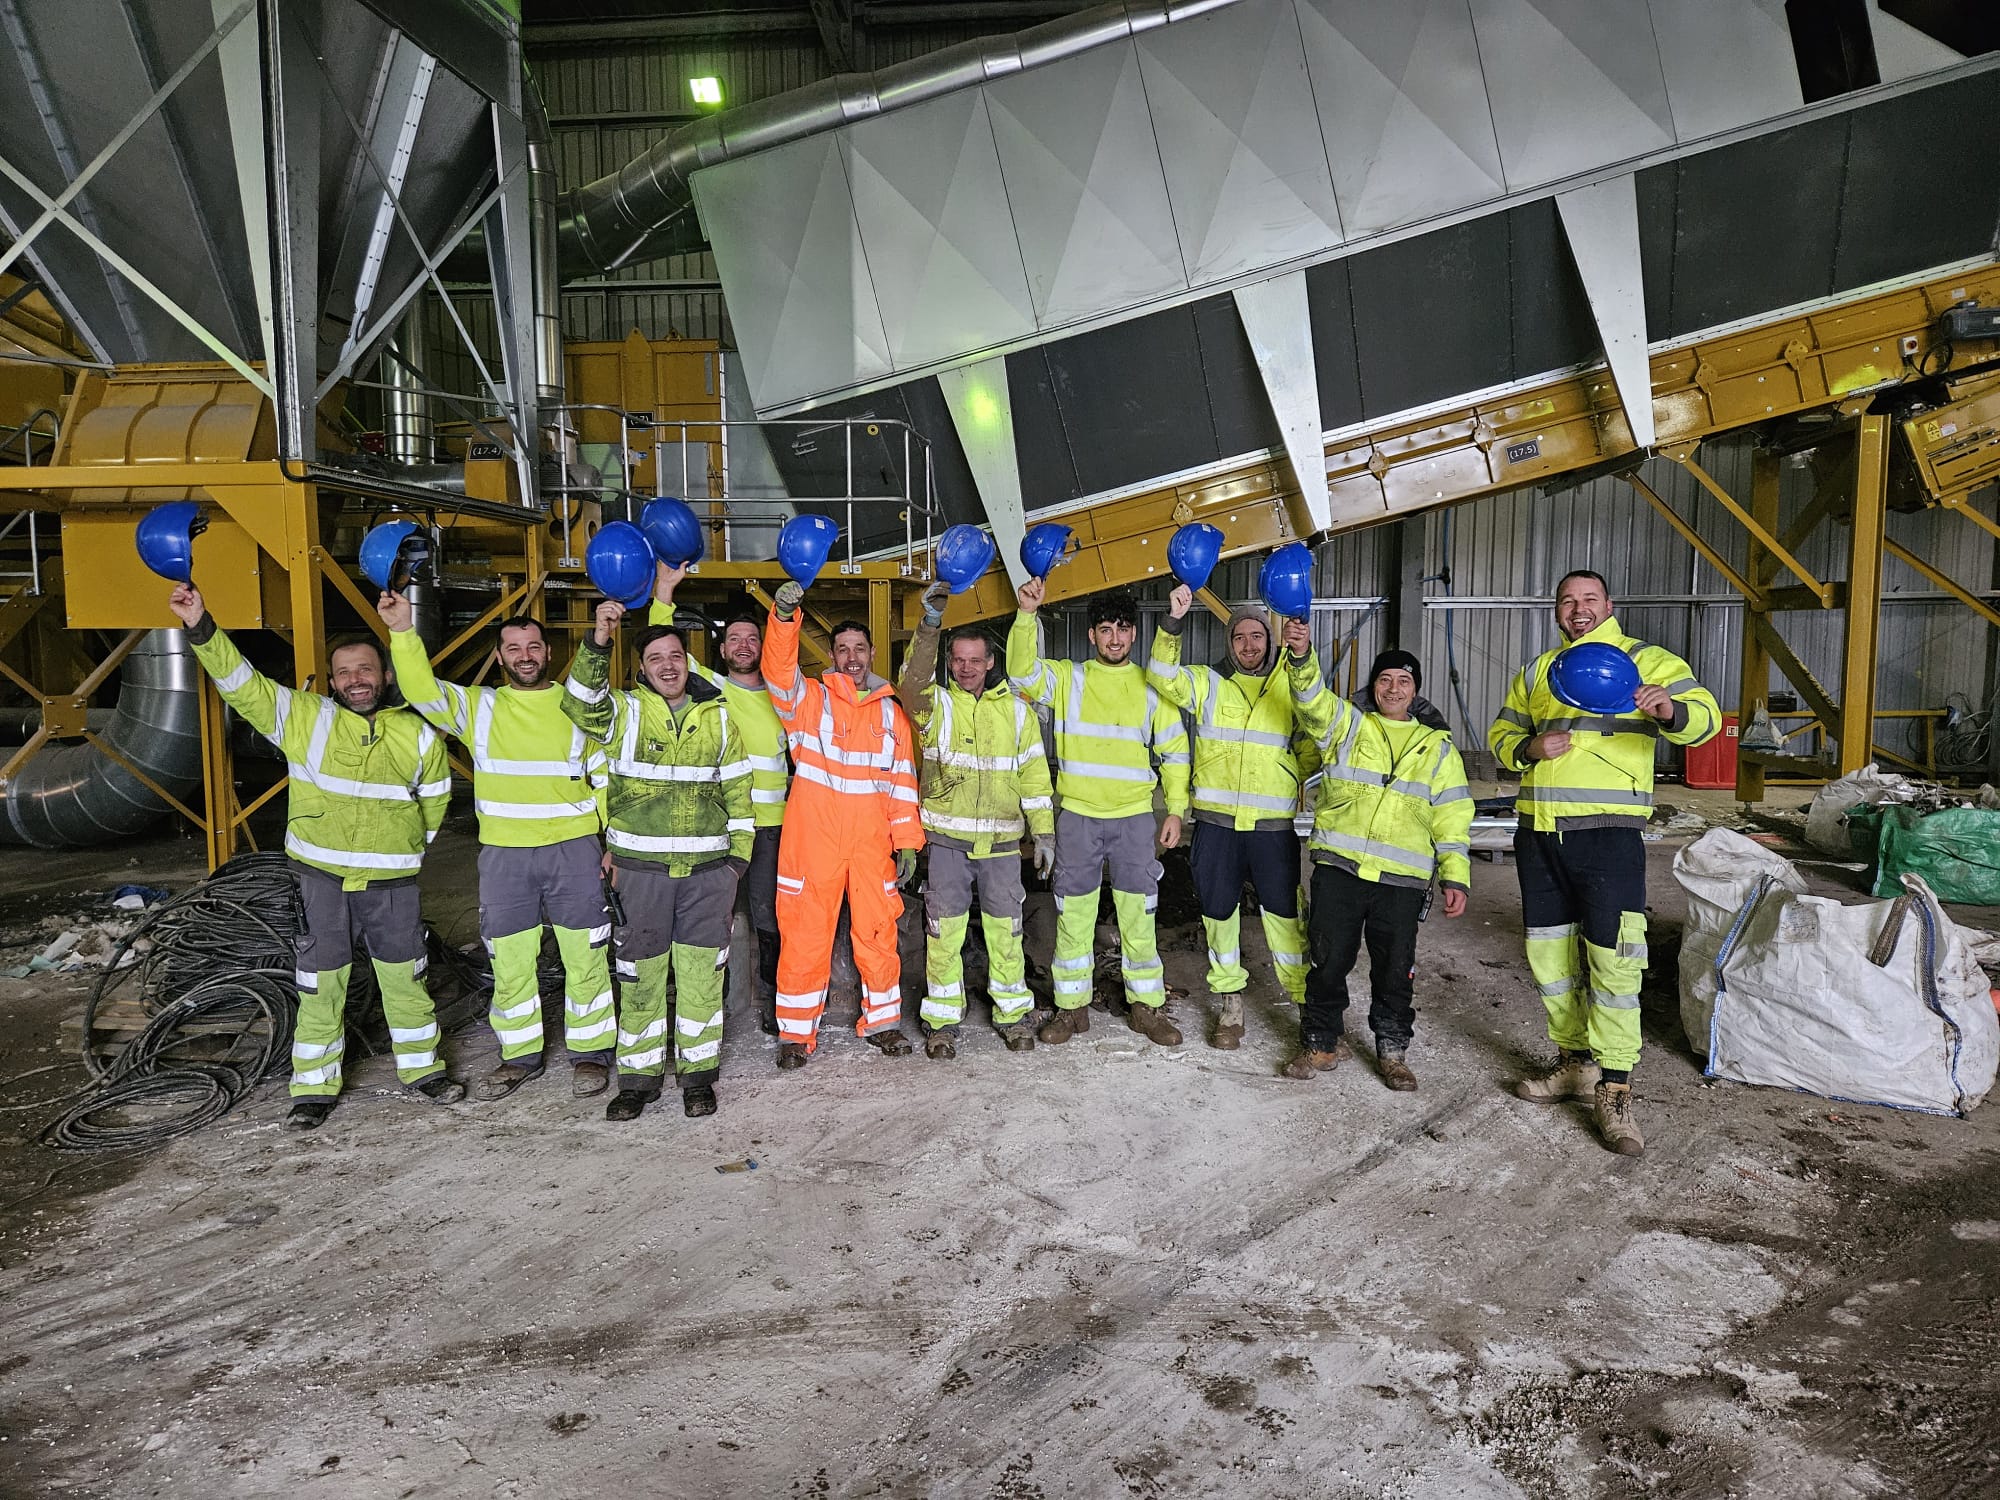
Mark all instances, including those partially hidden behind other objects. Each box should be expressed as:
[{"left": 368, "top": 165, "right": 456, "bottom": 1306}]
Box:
[{"left": 1, "top": 800, "right": 1996, "bottom": 1499}]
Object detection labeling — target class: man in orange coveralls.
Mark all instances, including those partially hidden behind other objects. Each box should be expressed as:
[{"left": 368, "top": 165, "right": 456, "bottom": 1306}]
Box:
[{"left": 764, "top": 580, "right": 923, "bottom": 1070}]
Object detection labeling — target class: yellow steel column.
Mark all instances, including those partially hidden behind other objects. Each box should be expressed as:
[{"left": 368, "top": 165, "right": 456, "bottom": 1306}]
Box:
[
  {"left": 285, "top": 480, "right": 328, "bottom": 689},
  {"left": 198, "top": 673, "right": 238, "bottom": 870},
  {"left": 1839, "top": 415, "right": 1888, "bottom": 775},
  {"left": 868, "top": 578, "right": 893, "bottom": 671},
  {"left": 1735, "top": 450, "right": 1780, "bottom": 802}
]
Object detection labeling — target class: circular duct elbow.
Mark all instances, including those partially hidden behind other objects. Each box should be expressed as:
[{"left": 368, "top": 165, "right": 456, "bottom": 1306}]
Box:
[{"left": 1, "top": 629, "right": 205, "bottom": 848}]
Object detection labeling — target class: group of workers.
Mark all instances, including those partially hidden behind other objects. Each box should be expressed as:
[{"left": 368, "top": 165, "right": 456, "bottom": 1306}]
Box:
[{"left": 163, "top": 559, "right": 1718, "bottom": 1158}]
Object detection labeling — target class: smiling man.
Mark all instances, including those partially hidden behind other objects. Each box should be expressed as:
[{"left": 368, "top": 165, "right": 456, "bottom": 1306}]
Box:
[
  {"left": 897, "top": 582, "right": 1054, "bottom": 1058},
  {"left": 1288, "top": 639, "right": 1472, "bottom": 1090},
  {"left": 170, "top": 582, "right": 459, "bottom": 1131},
  {"left": 385, "top": 597, "right": 615, "bottom": 1105},
  {"left": 1009, "top": 582, "right": 1190, "bottom": 1046},
  {"left": 562, "top": 601, "right": 752, "bottom": 1120},
  {"left": 1488, "top": 570, "right": 1720, "bottom": 1156},
  {"left": 649, "top": 567, "right": 791, "bottom": 1037},
  {"left": 1148, "top": 585, "right": 1314, "bottom": 1049}
]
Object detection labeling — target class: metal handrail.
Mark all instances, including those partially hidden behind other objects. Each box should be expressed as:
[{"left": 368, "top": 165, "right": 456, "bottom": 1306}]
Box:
[
  {"left": 547, "top": 408, "right": 942, "bottom": 578},
  {"left": 0, "top": 408, "right": 58, "bottom": 466},
  {"left": 0, "top": 509, "right": 44, "bottom": 595}
]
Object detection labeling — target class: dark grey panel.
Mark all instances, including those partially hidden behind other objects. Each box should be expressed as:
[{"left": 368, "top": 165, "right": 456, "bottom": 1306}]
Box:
[
  {"left": 1036, "top": 307, "right": 1222, "bottom": 496},
  {"left": 1657, "top": 112, "right": 1847, "bottom": 337},
  {"left": 1305, "top": 259, "right": 1365, "bottom": 431},
  {"left": 1507, "top": 200, "right": 1598, "bottom": 377},
  {"left": 1833, "top": 70, "right": 2000, "bottom": 292},
  {"left": 1347, "top": 218, "right": 1513, "bottom": 419},
  {"left": 768, "top": 378, "right": 981, "bottom": 550},
  {"left": 1635, "top": 162, "right": 1679, "bottom": 337},
  {"left": 1007, "top": 347, "right": 1084, "bottom": 511},
  {"left": 1190, "top": 295, "right": 1283, "bottom": 458}
]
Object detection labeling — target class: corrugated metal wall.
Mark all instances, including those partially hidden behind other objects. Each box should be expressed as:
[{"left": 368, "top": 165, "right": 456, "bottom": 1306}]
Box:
[{"left": 1032, "top": 440, "right": 1998, "bottom": 777}]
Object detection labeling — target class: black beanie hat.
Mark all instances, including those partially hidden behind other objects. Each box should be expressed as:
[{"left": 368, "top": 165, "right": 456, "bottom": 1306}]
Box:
[{"left": 1368, "top": 648, "right": 1422, "bottom": 692}]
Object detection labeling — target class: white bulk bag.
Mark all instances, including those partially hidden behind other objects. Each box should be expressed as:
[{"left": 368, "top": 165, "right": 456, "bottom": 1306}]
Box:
[{"left": 1674, "top": 828, "right": 1998, "bottom": 1116}]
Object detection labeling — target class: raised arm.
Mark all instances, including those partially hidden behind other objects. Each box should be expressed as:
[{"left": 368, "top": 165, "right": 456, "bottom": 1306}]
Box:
[
  {"left": 383, "top": 594, "right": 473, "bottom": 739},
  {"left": 562, "top": 600, "right": 622, "bottom": 742},
  {"left": 1005, "top": 579, "right": 1061, "bottom": 708},
  {"left": 169, "top": 583, "right": 285, "bottom": 742},
  {"left": 897, "top": 586, "right": 946, "bottom": 730},
  {"left": 1281, "top": 616, "right": 1355, "bottom": 752},
  {"left": 761, "top": 605, "right": 813, "bottom": 729},
  {"left": 646, "top": 562, "right": 724, "bottom": 688}
]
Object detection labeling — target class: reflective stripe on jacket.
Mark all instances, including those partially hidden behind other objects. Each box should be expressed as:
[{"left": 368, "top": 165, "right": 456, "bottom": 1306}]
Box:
[
  {"left": 1146, "top": 624, "right": 1305, "bottom": 831},
  {"left": 561, "top": 638, "right": 753, "bottom": 873},
  {"left": 390, "top": 628, "right": 606, "bottom": 848},
  {"left": 897, "top": 619, "right": 1054, "bottom": 857},
  {"left": 1005, "top": 611, "right": 1190, "bottom": 822},
  {"left": 191, "top": 625, "right": 448, "bottom": 888},
  {"left": 1290, "top": 649, "right": 1474, "bottom": 890},
  {"left": 1487, "top": 616, "right": 1721, "bottom": 832},
  {"left": 648, "top": 600, "right": 790, "bottom": 828},
  {"left": 762, "top": 610, "right": 922, "bottom": 852}
]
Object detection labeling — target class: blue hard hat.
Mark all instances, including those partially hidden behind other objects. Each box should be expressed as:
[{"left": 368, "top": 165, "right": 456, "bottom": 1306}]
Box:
[
  {"left": 1548, "top": 641, "right": 1641, "bottom": 715},
  {"left": 1019, "top": 522, "right": 1074, "bottom": 580},
  {"left": 640, "top": 496, "right": 705, "bottom": 567},
  {"left": 1257, "top": 542, "right": 1314, "bottom": 619},
  {"left": 358, "top": 519, "right": 430, "bottom": 593},
  {"left": 777, "top": 513, "right": 840, "bottom": 588},
  {"left": 1167, "top": 522, "right": 1224, "bottom": 591},
  {"left": 586, "top": 521, "right": 657, "bottom": 609},
  {"left": 934, "top": 524, "right": 995, "bottom": 594},
  {"left": 134, "top": 501, "right": 207, "bottom": 584}
]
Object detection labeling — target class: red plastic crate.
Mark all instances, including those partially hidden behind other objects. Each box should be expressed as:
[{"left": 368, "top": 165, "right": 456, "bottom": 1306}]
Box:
[{"left": 1684, "top": 713, "right": 1739, "bottom": 790}]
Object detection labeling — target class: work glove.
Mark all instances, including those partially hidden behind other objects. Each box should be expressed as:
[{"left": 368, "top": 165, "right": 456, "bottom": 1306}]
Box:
[
  {"left": 920, "top": 580, "right": 950, "bottom": 626},
  {"left": 1032, "top": 833, "right": 1056, "bottom": 880},
  {"left": 895, "top": 848, "right": 919, "bottom": 889},
  {"left": 774, "top": 581, "right": 804, "bottom": 620}
]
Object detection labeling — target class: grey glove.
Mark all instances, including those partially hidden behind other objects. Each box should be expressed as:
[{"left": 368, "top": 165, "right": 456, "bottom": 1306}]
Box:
[
  {"left": 1032, "top": 833, "right": 1056, "bottom": 880},
  {"left": 774, "top": 581, "right": 804, "bottom": 620},
  {"left": 919, "top": 580, "right": 950, "bottom": 626},
  {"left": 895, "top": 848, "right": 919, "bottom": 888}
]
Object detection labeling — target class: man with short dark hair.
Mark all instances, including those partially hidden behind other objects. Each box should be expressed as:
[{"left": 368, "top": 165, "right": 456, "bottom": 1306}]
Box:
[
  {"left": 1009, "top": 581, "right": 1190, "bottom": 1046},
  {"left": 649, "top": 568, "right": 789, "bottom": 1034},
  {"left": 898, "top": 582, "right": 1054, "bottom": 1057},
  {"left": 763, "top": 583, "right": 923, "bottom": 1068},
  {"left": 383, "top": 595, "right": 616, "bottom": 1103},
  {"left": 1489, "top": 569, "right": 1720, "bottom": 1156},
  {"left": 563, "top": 601, "right": 751, "bottom": 1119},
  {"left": 169, "top": 583, "right": 459, "bottom": 1131}
]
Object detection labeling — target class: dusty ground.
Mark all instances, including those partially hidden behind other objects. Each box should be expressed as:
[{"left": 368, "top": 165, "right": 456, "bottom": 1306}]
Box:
[{"left": 1, "top": 797, "right": 1997, "bottom": 1500}]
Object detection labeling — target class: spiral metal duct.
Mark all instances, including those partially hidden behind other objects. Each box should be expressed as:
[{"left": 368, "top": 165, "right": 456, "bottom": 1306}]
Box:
[{"left": 1, "top": 629, "right": 203, "bottom": 847}]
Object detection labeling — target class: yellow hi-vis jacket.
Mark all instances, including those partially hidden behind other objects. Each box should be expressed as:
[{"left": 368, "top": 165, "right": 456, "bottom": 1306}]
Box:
[
  {"left": 1290, "top": 650, "right": 1474, "bottom": 891},
  {"left": 1487, "top": 616, "right": 1721, "bottom": 833},
  {"left": 390, "top": 629, "right": 606, "bottom": 848},
  {"left": 189, "top": 622, "right": 449, "bottom": 887},
  {"left": 897, "top": 618, "right": 1054, "bottom": 858},
  {"left": 1146, "top": 623, "right": 1308, "bottom": 831},
  {"left": 1006, "top": 611, "right": 1189, "bottom": 822},
  {"left": 649, "top": 601, "right": 789, "bottom": 830}
]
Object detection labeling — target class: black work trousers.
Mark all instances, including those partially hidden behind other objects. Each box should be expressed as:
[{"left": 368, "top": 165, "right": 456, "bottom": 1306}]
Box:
[{"left": 1300, "top": 863, "right": 1425, "bottom": 1051}]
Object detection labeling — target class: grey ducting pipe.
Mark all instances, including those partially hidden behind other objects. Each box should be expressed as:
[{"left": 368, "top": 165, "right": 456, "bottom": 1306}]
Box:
[
  {"left": 1, "top": 628, "right": 204, "bottom": 848},
  {"left": 557, "top": 0, "right": 1247, "bottom": 271}
]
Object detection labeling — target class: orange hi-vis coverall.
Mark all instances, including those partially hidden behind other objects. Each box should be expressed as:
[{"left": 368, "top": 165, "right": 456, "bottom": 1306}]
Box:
[{"left": 763, "top": 610, "right": 924, "bottom": 1050}]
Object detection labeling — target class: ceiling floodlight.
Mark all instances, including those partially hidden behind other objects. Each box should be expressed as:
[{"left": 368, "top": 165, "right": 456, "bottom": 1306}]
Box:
[{"left": 689, "top": 76, "right": 723, "bottom": 107}]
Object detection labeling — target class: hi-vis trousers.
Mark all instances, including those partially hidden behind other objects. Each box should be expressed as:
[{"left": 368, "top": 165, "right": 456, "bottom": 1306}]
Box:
[
  {"left": 921, "top": 839, "right": 1032, "bottom": 1030},
  {"left": 291, "top": 862, "right": 443, "bottom": 1097},
  {"left": 1514, "top": 825, "right": 1648, "bottom": 1072},
  {"left": 1050, "top": 809, "right": 1165, "bottom": 1011},
  {"left": 477, "top": 836, "right": 615, "bottom": 1065}
]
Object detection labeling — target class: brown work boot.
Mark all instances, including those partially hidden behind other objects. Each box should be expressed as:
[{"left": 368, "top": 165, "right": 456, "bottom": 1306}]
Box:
[
  {"left": 1038, "top": 1006, "right": 1090, "bottom": 1045},
  {"left": 997, "top": 1020, "right": 1037, "bottom": 1053},
  {"left": 475, "top": 1059, "right": 544, "bottom": 1102},
  {"left": 1281, "top": 1037, "right": 1351, "bottom": 1081},
  {"left": 922, "top": 1025, "right": 957, "bottom": 1061},
  {"left": 571, "top": 1061, "right": 610, "bottom": 1098},
  {"left": 776, "top": 1043, "right": 809, "bottom": 1071},
  {"left": 682, "top": 1080, "right": 718, "bottom": 1118},
  {"left": 1376, "top": 1046, "right": 1419, "bottom": 1092},
  {"left": 1210, "top": 993, "right": 1244, "bottom": 1050},
  {"left": 1127, "top": 1005, "right": 1183, "bottom": 1046},
  {"left": 866, "top": 1028, "right": 913, "bottom": 1057},
  {"left": 1594, "top": 1081, "right": 1645, "bottom": 1157},
  {"left": 1512, "top": 1049, "right": 1602, "bottom": 1103}
]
